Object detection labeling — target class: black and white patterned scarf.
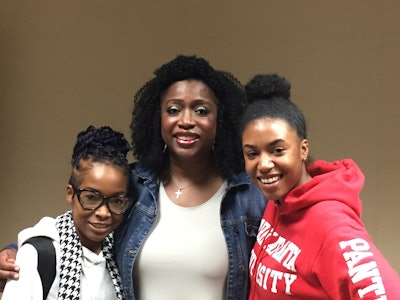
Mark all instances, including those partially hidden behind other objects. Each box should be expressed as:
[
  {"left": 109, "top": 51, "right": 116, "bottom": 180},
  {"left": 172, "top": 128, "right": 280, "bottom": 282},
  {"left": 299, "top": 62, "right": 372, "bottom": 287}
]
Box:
[{"left": 55, "top": 211, "right": 122, "bottom": 299}]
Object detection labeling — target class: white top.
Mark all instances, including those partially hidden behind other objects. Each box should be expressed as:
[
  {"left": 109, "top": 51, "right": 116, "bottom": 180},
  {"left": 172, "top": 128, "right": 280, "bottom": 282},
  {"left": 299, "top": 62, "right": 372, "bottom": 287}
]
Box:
[
  {"left": 134, "top": 181, "right": 229, "bottom": 300},
  {"left": 1, "top": 216, "right": 117, "bottom": 300}
]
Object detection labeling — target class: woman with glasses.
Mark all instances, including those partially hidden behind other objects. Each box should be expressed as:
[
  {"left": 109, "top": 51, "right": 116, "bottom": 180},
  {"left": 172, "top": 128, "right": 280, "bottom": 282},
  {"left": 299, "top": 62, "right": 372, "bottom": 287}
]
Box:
[
  {"left": 1, "top": 125, "right": 131, "bottom": 300},
  {"left": 0, "top": 55, "right": 268, "bottom": 299}
]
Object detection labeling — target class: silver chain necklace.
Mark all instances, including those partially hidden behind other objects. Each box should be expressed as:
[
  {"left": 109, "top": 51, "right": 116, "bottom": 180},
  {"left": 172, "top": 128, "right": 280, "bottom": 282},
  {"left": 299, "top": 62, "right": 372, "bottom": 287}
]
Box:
[{"left": 170, "top": 175, "right": 194, "bottom": 199}]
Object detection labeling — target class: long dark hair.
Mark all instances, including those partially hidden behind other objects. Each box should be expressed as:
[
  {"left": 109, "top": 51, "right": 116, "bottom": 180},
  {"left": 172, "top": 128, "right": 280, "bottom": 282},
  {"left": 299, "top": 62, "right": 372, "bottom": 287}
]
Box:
[{"left": 130, "top": 55, "right": 247, "bottom": 179}]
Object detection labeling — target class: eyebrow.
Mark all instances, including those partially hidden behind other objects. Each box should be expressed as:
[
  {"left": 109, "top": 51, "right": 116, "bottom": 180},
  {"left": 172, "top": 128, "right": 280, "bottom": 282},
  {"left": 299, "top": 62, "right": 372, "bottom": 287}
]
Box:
[
  {"left": 243, "top": 139, "right": 284, "bottom": 149},
  {"left": 164, "top": 98, "right": 211, "bottom": 104},
  {"left": 78, "top": 187, "right": 127, "bottom": 196}
]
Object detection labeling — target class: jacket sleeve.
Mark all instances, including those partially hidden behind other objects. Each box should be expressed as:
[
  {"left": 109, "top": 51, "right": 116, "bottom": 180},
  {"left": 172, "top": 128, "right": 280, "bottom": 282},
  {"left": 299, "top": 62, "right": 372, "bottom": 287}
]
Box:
[
  {"left": 0, "top": 242, "right": 18, "bottom": 251},
  {"left": 1, "top": 244, "right": 43, "bottom": 300},
  {"left": 314, "top": 218, "right": 400, "bottom": 300}
]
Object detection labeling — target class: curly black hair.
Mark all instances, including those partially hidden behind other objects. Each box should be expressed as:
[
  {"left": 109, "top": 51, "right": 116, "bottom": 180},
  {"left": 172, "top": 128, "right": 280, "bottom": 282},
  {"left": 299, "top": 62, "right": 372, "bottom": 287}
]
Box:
[
  {"left": 130, "top": 55, "right": 247, "bottom": 179},
  {"left": 69, "top": 125, "right": 131, "bottom": 186},
  {"left": 241, "top": 73, "right": 307, "bottom": 140}
]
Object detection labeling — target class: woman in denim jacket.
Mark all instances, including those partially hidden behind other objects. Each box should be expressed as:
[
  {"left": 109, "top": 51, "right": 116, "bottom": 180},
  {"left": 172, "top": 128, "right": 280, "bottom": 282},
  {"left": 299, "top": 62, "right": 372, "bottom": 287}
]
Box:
[
  {"left": 114, "top": 55, "right": 267, "bottom": 299},
  {"left": 0, "top": 55, "right": 267, "bottom": 299}
]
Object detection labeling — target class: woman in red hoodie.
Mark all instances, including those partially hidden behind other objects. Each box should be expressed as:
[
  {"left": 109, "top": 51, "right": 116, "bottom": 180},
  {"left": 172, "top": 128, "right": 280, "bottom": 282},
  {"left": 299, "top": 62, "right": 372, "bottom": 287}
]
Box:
[{"left": 240, "top": 74, "right": 400, "bottom": 299}]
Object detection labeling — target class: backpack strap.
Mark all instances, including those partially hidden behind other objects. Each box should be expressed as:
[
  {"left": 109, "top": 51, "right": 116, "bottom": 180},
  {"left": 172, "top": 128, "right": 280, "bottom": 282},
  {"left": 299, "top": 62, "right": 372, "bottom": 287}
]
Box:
[{"left": 23, "top": 236, "right": 56, "bottom": 300}]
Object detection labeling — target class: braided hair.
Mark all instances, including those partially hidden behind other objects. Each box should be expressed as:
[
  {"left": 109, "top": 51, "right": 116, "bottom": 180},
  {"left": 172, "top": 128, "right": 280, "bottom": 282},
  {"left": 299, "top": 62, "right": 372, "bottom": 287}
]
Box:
[{"left": 69, "top": 125, "right": 131, "bottom": 187}]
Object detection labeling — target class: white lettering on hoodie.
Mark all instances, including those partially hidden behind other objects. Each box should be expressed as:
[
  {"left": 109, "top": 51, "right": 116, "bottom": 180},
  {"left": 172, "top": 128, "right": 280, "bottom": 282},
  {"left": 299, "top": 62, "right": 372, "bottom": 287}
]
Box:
[{"left": 339, "top": 238, "right": 387, "bottom": 299}]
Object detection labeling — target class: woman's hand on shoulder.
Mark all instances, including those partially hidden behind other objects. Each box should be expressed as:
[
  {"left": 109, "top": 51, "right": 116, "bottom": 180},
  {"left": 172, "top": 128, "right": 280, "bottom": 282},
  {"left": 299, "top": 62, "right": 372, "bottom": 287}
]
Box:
[{"left": 0, "top": 248, "right": 19, "bottom": 291}]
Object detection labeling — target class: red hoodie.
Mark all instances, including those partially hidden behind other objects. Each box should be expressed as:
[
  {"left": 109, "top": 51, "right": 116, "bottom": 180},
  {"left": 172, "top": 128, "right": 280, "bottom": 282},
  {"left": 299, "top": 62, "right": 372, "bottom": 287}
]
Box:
[{"left": 248, "top": 159, "right": 400, "bottom": 299}]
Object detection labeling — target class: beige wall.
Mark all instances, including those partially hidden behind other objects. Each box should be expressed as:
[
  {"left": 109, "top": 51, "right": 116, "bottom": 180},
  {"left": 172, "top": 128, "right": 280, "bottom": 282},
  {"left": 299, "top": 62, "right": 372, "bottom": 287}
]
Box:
[{"left": 1, "top": 0, "right": 399, "bottom": 279}]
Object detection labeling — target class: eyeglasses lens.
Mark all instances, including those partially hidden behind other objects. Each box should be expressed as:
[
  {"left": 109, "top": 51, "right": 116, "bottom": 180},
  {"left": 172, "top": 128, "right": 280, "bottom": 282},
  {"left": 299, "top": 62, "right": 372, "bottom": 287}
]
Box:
[{"left": 79, "top": 190, "right": 128, "bottom": 214}]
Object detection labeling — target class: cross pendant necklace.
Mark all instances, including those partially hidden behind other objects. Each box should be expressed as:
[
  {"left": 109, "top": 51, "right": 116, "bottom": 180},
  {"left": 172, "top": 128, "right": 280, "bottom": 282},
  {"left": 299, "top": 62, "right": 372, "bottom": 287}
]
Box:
[
  {"left": 175, "top": 188, "right": 184, "bottom": 199},
  {"left": 171, "top": 175, "right": 193, "bottom": 199},
  {"left": 174, "top": 184, "right": 193, "bottom": 199}
]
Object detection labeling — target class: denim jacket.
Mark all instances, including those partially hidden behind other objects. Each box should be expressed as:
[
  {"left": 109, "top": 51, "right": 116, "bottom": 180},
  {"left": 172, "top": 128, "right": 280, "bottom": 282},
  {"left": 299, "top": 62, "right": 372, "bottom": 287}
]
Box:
[{"left": 114, "top": 161, "right": 267, "bottom": 300}]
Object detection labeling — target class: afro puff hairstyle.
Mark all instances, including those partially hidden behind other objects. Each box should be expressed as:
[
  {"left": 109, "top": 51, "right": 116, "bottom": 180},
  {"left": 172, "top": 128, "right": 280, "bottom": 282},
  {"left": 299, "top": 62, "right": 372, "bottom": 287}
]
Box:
[{"left": 241, "top": 73, "right": 307, "bottom": 140}]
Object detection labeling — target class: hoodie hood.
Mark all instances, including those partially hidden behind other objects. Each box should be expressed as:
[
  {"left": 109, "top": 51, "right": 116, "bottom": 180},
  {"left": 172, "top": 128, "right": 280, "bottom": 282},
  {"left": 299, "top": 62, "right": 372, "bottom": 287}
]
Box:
[
  {"left": 17, "top": 216, "right": 59, "bottom": 247},
  {"left": 279, "top": 159, "right": 365, "bottom": 216}
]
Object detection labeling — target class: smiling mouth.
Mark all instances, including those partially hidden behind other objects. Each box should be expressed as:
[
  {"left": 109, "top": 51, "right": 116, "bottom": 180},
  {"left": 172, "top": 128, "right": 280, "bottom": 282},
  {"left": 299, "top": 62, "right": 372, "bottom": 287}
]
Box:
[
  {"left": 90, "top": 223, "right": 110, "bottom": 229},
  {"left": 258, "top": 175, "right": 282, "bottom": 184},
  {"left": 175, "top": 136, "right": 199, "bottom": 143}
]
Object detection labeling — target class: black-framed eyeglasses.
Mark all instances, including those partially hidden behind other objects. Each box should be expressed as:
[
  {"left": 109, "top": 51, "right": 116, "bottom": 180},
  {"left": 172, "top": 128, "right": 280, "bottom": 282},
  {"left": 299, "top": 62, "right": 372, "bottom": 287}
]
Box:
[{"left": 72, "top": 186, "right": 131, "bottom": 215}]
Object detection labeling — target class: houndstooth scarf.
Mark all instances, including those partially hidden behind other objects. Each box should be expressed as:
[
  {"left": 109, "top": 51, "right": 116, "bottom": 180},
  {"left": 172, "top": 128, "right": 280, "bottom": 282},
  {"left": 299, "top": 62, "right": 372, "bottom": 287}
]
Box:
[{"left": 55, "top": 211, "right": 122, "bottom": 299}]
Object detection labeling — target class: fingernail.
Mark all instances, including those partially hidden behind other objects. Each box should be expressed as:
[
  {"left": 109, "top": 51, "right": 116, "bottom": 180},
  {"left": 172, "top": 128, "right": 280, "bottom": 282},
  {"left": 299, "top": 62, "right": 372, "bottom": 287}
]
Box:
[{"left": 13, "top": 274, "right": 19, "bottom": 279}]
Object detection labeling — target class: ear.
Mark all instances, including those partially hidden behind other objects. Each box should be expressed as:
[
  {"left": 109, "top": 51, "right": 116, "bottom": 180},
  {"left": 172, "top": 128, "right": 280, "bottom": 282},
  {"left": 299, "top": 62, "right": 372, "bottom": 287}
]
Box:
[
  {"left": 66, "top": 184, "right": 74, "bottom": 205},
  {"left": 300, "top": 139, "right": 309, "bottom": 162}
]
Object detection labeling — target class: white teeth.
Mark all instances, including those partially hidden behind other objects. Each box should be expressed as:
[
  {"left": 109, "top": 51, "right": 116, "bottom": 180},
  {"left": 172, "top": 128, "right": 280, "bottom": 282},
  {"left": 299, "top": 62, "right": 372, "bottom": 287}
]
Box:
[
  {"left": 177, "top": 136, "right": 196, "bottom": 141},
  {"left": 260, "top": 176, "right": 280, "bottom": 184}
]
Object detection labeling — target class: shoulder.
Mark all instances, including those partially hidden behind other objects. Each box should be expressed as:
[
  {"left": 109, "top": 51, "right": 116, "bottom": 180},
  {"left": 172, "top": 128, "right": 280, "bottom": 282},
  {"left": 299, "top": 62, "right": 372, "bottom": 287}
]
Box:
[
  {"left": 129, "top": 161, "right": 158, "bottom": 183},
  {"left": 310, "top": 205, "right": 400, "bottom": 298},
  {"left": 224, "top": 171, "right": 267, "bottom": 218},
  {"left": 301, "top": 200, "right": 363, "bottom": 244},
  {"left": 227, "top": 171, "right": 266, "bottom": 202},
  {"left": 17, "top": 217, "right": 58, "bottom": 246},
  {"left": 1, "top": 243, "right": 42, "bottom": 299}
]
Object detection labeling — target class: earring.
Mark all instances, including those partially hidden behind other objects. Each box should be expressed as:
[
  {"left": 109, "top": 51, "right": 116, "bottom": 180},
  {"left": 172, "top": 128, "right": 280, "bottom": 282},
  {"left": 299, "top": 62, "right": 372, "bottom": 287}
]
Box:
[
  {"left": 162, "top": 144, "right": 167, "bottom": 153},
  {"left": 211, "top": 140, "right": 216, "bottom": 153}
]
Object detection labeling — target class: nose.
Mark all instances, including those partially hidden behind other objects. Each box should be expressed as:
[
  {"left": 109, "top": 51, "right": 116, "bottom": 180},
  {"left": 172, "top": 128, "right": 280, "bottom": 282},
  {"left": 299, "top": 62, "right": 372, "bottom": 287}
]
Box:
[
  {"left": 95, "top": 202, "right": 111, "bottom": 218},
  {"left": 178, "top": 109, "right": 195, "bottom": 128},
  {"left": 258, "top": 153, "right": 274, "bottom": 172}
]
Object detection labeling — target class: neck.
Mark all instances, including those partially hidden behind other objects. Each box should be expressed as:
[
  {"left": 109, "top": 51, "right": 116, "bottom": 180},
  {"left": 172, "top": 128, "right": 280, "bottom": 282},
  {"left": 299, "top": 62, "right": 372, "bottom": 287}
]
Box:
[
  {"left": 168, "top": 154, "right": 216, "bottom": 180},
  {"left": 171, "top": 164, "right": 215, "bottom": 181},
  {"left": 165, "top": 162, "right": 223, "bottom": 205}
]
